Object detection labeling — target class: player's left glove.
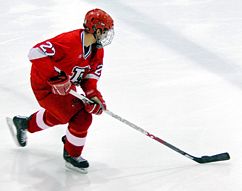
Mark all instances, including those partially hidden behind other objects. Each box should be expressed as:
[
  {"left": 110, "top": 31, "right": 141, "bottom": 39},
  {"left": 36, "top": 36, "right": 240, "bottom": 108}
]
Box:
[
  {"left": 48, "top": 71, "right": 73, "bottom": 96},
  {"left": 84, "top": 90, "right": 106, "bottom": 115}
]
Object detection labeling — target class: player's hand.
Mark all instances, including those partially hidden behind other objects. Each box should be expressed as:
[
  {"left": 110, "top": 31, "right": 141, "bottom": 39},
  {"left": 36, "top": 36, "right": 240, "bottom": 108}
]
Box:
[
  {"left": 84, "top": 92, "right": 106, "bottom": 115},
  {"left": 48, "top": 71, "right": 72, "bottom": 96}
]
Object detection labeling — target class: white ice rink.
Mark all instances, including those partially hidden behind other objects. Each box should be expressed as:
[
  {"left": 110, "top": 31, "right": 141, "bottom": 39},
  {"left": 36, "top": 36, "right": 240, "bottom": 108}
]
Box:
[{"left": 1, "top": 0, "right": 242, "bottom": 190}]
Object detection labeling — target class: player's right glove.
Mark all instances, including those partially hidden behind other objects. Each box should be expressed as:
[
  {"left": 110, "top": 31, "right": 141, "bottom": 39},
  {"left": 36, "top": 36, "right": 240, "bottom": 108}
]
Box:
[{"left": 48, "top": 71, "right": 72, "bottom": 96}]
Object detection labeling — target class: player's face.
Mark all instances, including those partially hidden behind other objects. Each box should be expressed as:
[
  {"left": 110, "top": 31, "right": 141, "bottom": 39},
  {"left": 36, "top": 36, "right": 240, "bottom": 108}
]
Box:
[
  {"left": 95, "top": 28, "right": 114, "bottom": 48},
  {"left": 96, "top": 29, "right": 106, "bottom": 41}
]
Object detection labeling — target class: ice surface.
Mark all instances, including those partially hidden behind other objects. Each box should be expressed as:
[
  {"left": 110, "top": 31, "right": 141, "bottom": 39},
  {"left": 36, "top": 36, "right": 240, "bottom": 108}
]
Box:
[{"left": 0, "top": 0, "right": 242, "bottom": 190}]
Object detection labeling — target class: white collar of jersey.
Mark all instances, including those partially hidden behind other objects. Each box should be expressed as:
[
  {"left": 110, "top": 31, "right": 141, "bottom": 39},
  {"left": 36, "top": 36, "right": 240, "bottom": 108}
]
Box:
[{"left": 81, "top": 31, "right": 92, "bottom": 59}]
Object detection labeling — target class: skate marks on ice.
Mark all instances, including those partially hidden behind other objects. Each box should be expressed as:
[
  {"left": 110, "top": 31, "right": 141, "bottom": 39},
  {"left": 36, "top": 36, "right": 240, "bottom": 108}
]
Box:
[
  {"left": 2, "top": 148, "right": 123, "bottom": 191},
  {"left": 94, "top": 1, "right": 242, "bottom": 90},
  {"left": 63, "top": 162, "right": 231, "bottom": 191},
  {"left": 1, "top": 146, "right": 230, "bottom": 191},
  {"left": 1, "top": 149, "right": 82, "bottom": 191},
  {"left": 0, "top": 36, "right": 24, "bottom": 45},
  {"left": 6, "top": 149, "right": 176, "bottom": 191}
]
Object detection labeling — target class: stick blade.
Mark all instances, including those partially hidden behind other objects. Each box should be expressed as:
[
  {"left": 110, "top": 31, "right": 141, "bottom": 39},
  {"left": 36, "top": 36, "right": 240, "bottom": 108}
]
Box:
[{"left": 194, "top": 152, "right": 230, "bottom": 164}]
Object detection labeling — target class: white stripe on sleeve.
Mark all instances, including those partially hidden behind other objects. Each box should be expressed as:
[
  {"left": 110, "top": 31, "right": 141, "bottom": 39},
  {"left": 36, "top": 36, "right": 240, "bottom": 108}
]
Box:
[{"left": 28, "top": 47, "right": 47, "bottom": 60}]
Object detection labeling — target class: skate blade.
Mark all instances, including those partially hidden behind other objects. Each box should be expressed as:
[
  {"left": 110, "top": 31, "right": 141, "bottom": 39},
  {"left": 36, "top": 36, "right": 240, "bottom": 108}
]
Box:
[
  {"left": 65, "top": 162, "right": 88, "bottom": 174},
  {"left": 6, "top": 117, "right": 21, "bottom": 147}
]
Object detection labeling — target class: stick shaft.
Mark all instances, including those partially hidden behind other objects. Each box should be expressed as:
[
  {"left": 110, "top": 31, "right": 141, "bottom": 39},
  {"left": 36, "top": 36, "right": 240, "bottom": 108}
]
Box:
[
  {"left": 70, "top": 90, "right": 196, "bottom": 160},
  {"left": 69, "top": 90, "right": 230, "bottom": 163},
  {"left": 105, "top": 109, "right": 196, "bottom": 160}
]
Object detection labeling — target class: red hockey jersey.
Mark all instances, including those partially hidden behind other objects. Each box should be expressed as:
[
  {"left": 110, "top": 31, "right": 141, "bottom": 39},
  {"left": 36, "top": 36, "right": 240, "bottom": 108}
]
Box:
[{"left": 28, "top": 29, "right": 104, "bottom": 100}]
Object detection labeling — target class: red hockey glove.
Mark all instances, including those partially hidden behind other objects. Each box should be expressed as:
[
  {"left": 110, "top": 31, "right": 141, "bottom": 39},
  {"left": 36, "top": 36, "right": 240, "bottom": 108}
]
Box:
[
  {"left": 48, "top": 71, "right": 72, "bottom": 96},
  {"left": 84, "top": 90, "right": 106, "bottom": 115}
]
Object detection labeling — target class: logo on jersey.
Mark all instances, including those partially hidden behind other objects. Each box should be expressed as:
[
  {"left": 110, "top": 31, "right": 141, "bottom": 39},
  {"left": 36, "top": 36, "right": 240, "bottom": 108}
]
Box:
[{"left": 70, "top": 66, "right": 90, "bottom": 84}]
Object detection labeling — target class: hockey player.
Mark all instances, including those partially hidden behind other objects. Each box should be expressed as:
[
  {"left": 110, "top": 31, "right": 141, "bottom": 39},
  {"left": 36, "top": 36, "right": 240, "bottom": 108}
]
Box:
[{"left": 7, "top": 8, "right": 114, "bottom": 173}]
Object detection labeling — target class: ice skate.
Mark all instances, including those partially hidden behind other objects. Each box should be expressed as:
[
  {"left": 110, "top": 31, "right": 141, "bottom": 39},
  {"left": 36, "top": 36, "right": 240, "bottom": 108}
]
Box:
[
  {"left": 62, "top": 136, "right": 89, "bottom": 174},
  {"left": 6, "top": 116, "right": 29, "bottom": 147},
  {"left": 63, "top": 149, "right": 89, "bottom": 174}
]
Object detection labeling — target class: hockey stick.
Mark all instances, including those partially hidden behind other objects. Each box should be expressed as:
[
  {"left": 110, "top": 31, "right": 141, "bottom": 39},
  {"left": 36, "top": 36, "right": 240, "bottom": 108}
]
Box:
[{"left": 70, "top": 90, "right": 230, "bottom": 164}]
